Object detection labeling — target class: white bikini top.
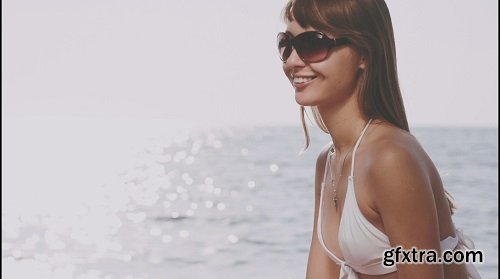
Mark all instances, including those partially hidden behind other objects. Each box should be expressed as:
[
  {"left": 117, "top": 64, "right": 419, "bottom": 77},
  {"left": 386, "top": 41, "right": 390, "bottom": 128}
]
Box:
[{"left": 316, "top": 119, "right": 480, "bottom": 279}]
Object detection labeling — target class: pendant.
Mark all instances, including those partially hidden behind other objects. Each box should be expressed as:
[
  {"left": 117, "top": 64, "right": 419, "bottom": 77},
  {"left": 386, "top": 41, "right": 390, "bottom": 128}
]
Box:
[{"left": 333, "top": 189, "right": 338, "bottom": 209}]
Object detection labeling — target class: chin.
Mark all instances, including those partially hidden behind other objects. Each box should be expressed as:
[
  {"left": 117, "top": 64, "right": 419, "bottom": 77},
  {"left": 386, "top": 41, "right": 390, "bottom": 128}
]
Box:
[{"left": 294, "top": 91, "right": 321, "bottom": 107}]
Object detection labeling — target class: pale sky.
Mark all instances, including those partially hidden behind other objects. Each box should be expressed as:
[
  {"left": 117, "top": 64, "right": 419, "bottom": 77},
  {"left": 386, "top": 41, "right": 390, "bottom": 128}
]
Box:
[{"left": 3, "top": 0, "right": 498, "bottom": 127}]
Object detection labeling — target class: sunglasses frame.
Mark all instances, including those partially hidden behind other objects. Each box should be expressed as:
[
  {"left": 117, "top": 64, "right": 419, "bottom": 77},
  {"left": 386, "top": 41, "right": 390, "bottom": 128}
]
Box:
[{"left": 277, "top": 31, "right": 350, "bottom": 63}]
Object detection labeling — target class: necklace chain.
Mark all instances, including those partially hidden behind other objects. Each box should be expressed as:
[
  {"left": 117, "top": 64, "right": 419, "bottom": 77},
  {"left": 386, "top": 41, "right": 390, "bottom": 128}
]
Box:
[
  {"left": 329, "top": 147, "right": 353, "bottom": 210},
  {"left": 327, "top": 119, "right": 373, "bottom": 210}
]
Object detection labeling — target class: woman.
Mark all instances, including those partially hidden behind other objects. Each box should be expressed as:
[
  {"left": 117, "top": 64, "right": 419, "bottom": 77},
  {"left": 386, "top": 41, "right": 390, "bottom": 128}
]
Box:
[{"left": 276, "top": 0, "right": 481, "bottom": 278}]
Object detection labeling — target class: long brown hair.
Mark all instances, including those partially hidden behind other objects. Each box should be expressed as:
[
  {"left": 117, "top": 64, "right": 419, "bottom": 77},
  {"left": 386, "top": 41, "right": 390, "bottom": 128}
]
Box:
[
  {"left": 283, "top": 0, "right": 458, "bottom": 215},
  {"left": 283, "top": 0, "right": 409, "bottom": 150}
]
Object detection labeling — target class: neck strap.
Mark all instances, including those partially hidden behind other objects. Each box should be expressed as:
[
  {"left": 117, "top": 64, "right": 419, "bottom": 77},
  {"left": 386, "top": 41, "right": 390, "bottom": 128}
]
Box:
[{"left": 350, "top": 119, "right": 372, "bottom": 177}]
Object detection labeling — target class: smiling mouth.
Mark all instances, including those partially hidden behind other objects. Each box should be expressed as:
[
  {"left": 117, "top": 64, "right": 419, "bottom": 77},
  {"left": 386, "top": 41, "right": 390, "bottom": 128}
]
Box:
[{"left": 292, "top": 76, "right": 317, "bottom": 87}]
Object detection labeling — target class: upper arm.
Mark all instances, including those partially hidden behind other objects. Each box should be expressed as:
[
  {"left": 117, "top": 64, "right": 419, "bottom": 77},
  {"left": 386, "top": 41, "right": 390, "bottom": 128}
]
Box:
[
  {"left": 306, "top": 144, "right": 339, "bottom": 279},
  {"left": 369, "top": 143, "right": 444, "bottom": 279}
]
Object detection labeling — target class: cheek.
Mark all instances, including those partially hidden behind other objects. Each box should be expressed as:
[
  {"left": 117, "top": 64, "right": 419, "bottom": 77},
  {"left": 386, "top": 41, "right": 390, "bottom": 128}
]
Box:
[
  {"left": 282, "top": 63, "right": 291, "bottom": 78},
  {"left": 315, "top": 61, "right": 360, "bottom": 93}
]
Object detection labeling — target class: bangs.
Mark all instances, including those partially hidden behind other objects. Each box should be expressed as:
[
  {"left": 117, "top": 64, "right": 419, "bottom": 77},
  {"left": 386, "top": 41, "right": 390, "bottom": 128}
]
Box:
[
  {"left": 284, "top": 0, "right": 353, "bottom": 33},
  {"left": 283, "top": 0, "right": 329, "bottom": 31}
]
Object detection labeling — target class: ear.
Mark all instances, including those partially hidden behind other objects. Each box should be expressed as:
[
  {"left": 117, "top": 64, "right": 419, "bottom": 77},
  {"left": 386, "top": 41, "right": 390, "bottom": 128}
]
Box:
[{"left": 358, "top": 56, "right": 367, "bottom": 70}]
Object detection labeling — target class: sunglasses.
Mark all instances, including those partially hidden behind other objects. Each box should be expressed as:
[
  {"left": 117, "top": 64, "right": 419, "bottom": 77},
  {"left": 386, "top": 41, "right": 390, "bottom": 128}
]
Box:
[{"left": 277, "top": 31, "right": 350, "bottom": 63}]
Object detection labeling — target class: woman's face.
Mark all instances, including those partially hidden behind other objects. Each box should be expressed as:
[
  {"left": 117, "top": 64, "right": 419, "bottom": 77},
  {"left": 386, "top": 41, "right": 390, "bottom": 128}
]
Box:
[{"left": 282, "top": 21, "right": 365, "bottom": 108}]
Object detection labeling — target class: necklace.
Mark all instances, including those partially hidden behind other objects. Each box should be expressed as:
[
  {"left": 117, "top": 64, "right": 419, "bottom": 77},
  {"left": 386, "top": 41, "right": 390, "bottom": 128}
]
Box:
[
  {"left": 328, "top": 146, "right": 353, "bottom": 210},
  {"left": 327, "top": 119, "right": 373, "bottom": 210}
]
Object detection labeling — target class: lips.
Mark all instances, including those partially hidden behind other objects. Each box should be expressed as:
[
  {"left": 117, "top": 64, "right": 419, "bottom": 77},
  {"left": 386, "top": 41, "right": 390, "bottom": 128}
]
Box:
[{"left": 292, "top": 75, "right": 317, "bottom": 89}]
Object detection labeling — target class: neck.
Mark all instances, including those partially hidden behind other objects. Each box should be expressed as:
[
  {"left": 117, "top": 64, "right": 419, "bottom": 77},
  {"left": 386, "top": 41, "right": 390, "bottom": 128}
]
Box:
[{"left": 318, "top": 100, "right": 369, "bottom": 154}]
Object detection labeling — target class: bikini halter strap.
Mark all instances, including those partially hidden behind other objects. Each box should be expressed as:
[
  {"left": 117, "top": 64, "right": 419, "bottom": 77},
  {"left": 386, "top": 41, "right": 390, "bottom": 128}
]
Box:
[{"left": 350, "top": 119, "right": 373, "bottom": 177}]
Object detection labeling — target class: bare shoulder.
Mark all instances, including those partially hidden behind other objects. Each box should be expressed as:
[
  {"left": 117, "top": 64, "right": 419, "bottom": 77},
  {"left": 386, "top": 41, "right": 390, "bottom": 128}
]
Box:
[
  {"left": 361, "top": 123, "right": 435, "bottom": 199},
  {"left": 360, "top": 123, "right": 445, "bottom": 250},
  {"left": 369, "top": 124, "right": 427, "bottom": 161},
  {"left": 362, "top": 122, "right": 457, "bottom": 237}
]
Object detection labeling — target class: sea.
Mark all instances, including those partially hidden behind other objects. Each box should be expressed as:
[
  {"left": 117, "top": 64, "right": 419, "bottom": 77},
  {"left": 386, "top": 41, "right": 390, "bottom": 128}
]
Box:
[{"left": 2, "top": 117, "right": 498, "bottom": 279}]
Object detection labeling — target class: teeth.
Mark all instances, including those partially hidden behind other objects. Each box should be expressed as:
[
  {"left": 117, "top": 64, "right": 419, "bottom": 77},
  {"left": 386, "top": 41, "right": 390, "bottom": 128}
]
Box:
[{"left": 293, "top": 76, "right": 315, "bottom": 84}]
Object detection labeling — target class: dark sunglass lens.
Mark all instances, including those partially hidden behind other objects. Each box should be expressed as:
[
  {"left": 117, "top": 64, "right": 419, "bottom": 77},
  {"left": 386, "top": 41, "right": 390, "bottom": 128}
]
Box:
[
  {"left": 295, "top": 32, "right": 329, "bottom": 62},
  {"left": 277, "top": 33, "right": 290, "bottom": 61},
  {"left": 281, "top": 46, "right": 293, "bottom": 61}
]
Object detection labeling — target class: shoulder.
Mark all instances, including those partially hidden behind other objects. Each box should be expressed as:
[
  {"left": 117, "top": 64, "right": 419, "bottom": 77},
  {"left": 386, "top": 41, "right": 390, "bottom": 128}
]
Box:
[
  {"left": 361, "top": 125, "right": 444, "bottom": 276},
  {"left": 361, "top": 125, "right": 434, "bottom": 203},
  {"left": 365, "top": 125, "right": 429, "bottom": 176}
]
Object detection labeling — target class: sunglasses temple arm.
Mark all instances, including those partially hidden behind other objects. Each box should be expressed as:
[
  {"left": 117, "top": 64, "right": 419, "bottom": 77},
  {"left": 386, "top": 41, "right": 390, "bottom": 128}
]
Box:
[{"left": 334, "top": 37, "right": 350, "bottom": 47}]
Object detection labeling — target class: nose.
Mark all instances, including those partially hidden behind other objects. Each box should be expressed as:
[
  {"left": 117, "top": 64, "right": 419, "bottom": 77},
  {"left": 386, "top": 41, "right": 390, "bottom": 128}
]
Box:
[{"left": 284, "top": 48, "right": 306, "bottom": 67}]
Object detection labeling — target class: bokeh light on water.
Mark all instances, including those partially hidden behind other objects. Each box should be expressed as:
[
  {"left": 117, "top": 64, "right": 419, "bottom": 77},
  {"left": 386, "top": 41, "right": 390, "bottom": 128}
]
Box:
[
  {"left": 2, "top": 118, "right": 497, "bottom": 278},
  {"left": 3, "top": 118, "right": 316, "bottom": 279}
]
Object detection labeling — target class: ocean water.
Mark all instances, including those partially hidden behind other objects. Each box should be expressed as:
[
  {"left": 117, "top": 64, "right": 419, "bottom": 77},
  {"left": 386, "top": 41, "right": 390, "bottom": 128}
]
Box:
[{"left": 2, "top": 118, "right": 498, "bottom": 279}]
